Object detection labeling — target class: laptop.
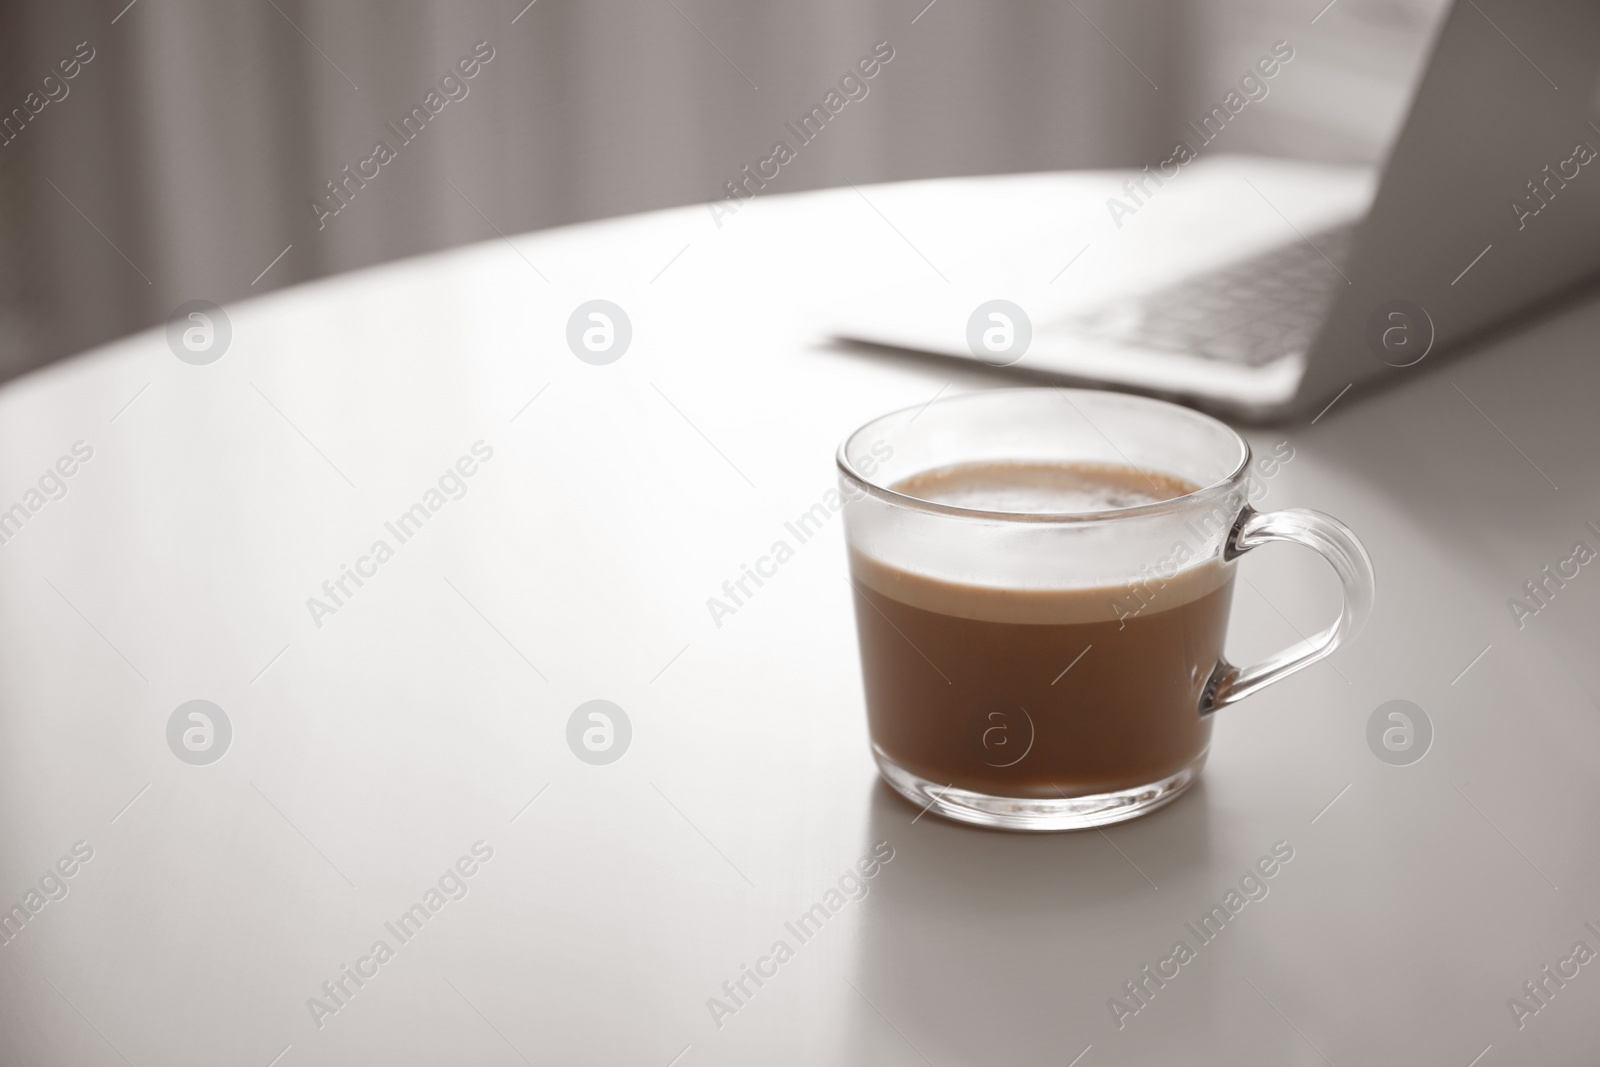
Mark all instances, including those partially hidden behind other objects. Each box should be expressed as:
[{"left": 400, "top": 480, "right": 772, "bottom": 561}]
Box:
[{"left": 828, "top": 0, "right": 1600, "bottom": 420}]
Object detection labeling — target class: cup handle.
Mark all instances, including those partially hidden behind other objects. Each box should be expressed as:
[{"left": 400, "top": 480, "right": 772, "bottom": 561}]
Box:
[{"left": 1199, "top": 506, "right": 1375, "bottom": 715}]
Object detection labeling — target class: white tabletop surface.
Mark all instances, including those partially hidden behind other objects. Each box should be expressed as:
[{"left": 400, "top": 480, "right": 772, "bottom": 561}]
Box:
[{"left": 1, "top": 160, "right": 1598, "bottom": 1066}]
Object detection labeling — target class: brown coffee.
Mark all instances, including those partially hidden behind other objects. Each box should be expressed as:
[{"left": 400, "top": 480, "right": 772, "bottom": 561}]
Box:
[{"left": 850, "top": 461, "right": 1232, "bottom": 799}]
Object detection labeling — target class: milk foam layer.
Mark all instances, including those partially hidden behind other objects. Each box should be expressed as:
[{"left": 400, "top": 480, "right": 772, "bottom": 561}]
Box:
[
  {"left": 892, "top": 461, "right": 1195, "bottom": 515},
  {"left": 850, "top": 548, "right": 1229, "bottom": 624},
  {"left": 853, "top": 460, "right": 1227, "bottom": 624}
]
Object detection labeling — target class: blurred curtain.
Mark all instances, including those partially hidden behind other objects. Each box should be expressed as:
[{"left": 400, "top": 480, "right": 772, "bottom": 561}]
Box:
[{"left": 0, "top": 0, "right": 1190, "bottom": 379}]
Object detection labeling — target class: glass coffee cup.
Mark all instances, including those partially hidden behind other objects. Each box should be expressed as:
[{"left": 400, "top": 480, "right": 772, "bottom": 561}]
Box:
[{"left": 837, "top": 388, "right": 1373, "bottom": 831}]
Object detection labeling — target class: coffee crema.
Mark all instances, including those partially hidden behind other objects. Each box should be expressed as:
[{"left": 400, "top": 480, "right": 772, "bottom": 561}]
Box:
[{"left": 850, "top": 460, "right": 1232, "bottom": 798}]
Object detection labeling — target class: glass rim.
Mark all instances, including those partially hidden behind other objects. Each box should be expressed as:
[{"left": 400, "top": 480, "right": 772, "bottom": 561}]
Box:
[{"left": 835, "top": 387, "right": 1252, "bottom": 525}]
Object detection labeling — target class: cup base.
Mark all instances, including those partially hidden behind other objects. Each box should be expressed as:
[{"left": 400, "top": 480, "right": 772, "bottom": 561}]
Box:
[{"left": 873, "top": 745, "right": 1207, "bottom": 831}]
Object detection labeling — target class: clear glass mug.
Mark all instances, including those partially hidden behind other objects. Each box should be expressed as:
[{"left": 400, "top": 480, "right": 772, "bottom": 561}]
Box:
[{"left": 837, "top": 389, "right": 1374, "bottom": 831}]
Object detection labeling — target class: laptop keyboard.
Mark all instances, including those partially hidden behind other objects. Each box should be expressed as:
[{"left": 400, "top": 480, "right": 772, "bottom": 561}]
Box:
[{"left": 1056, "top": 222, "right": 1358, "bottom": 368}]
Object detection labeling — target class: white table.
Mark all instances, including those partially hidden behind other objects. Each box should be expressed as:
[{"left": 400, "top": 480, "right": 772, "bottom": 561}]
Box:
[{"left": 2, "top": 161, "right": 1598, "bottom": 1066}]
